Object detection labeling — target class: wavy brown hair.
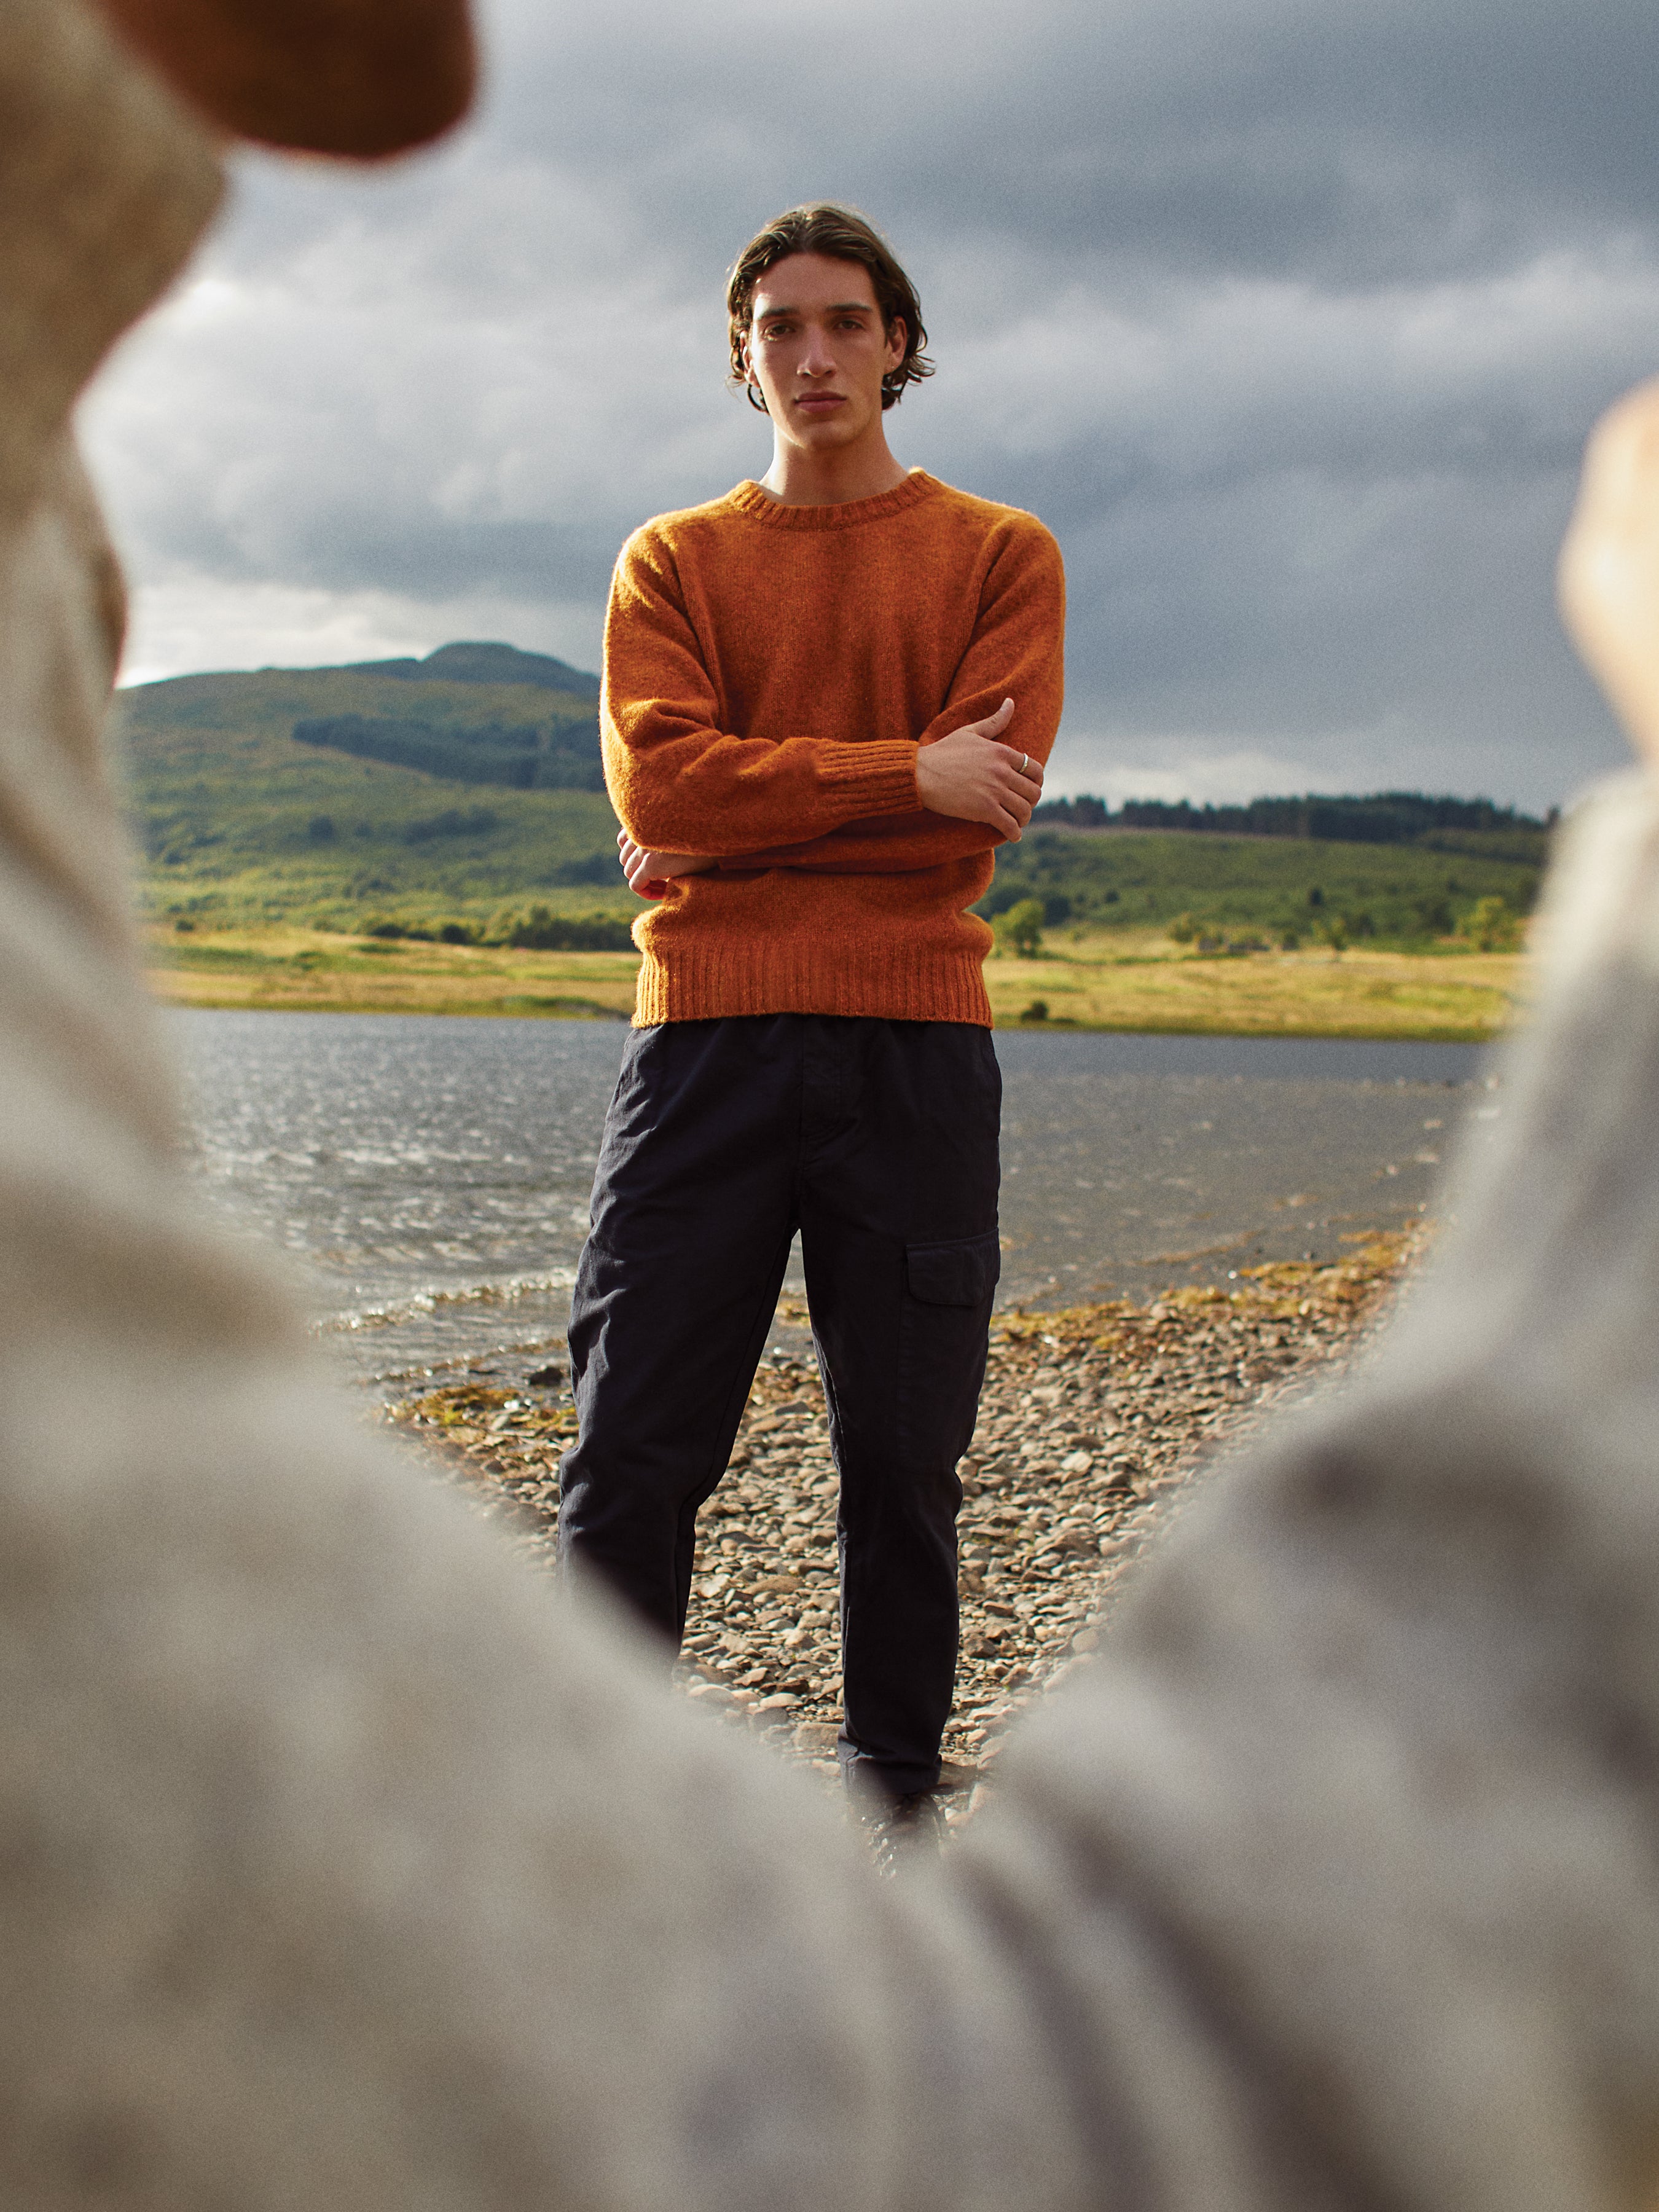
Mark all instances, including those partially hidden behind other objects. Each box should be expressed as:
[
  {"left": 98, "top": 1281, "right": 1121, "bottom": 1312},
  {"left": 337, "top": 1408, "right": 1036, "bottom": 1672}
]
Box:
[{"left": 726, "top": 203, "right": 934, "bottom": 414}]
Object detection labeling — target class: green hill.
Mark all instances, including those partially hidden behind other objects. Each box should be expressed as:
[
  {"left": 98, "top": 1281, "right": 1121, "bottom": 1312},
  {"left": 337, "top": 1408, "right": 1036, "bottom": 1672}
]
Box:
[
  {"left": 341, "top": 640, "right": 599, "bottom": 695},
  {"left": 115, "top": 640, "right": 629, "bottom": 936},
  {"left": 115, "top": 637, "right": 1550, "bottom": 953},
  {"left": 978, "top": 823, "right": 1546, "bottom": 949}
]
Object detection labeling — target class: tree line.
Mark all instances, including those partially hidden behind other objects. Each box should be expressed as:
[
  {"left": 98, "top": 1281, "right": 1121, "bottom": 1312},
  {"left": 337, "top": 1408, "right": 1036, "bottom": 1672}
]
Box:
[
  {"left": 292, "top": 713, "right": 605, "bottom": 792},
  {"left": 1030, "top": 790, "right": 1553, "bottom": 847}
]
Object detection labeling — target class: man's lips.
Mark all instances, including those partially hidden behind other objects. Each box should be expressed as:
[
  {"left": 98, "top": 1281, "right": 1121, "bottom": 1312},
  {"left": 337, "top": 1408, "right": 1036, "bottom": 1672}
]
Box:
[{"left": 796, "top": 392, "right": 846, "bottom": 412}]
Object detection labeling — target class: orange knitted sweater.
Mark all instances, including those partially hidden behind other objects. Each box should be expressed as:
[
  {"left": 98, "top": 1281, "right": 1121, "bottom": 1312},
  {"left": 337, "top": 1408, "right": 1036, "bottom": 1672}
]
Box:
[{"left": 602, "top": 469, "right": 1065, "bottom": 1026}]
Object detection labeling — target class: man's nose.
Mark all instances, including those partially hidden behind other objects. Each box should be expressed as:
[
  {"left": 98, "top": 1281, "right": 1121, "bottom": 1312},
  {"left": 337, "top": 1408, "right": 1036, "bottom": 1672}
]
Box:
[{"left": 799, "top": 326, "right": 834, "bottom": 376}]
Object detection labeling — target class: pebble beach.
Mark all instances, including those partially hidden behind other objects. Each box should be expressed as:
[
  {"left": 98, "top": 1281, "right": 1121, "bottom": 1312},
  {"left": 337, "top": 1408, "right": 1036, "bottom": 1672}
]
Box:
[{"left": 389, "top": 1230, "right": 1418, "bottom": 1820}]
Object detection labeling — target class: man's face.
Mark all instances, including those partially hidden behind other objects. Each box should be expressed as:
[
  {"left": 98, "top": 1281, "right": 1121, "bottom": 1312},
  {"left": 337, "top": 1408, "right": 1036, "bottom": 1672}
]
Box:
[{"left": 742, "top": 253, "right": 906, "bottom": 456}]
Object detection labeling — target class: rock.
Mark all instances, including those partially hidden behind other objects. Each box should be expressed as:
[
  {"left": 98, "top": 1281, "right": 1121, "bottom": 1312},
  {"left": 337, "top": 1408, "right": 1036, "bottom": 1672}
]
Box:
[{"left": 391, "top": 1234, "right": 1418, "bottom": 1814}]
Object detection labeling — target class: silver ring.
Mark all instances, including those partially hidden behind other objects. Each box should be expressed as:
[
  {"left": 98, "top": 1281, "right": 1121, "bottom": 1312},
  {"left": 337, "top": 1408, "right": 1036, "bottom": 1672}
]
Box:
[{"left": 1019, "top": 753, "right": 1030, "bottom": 776}]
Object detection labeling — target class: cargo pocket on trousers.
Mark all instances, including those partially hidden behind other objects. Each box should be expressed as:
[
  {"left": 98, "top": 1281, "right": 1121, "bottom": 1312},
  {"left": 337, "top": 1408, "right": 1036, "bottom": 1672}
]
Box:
[{"left": 898, "top": 1232, "right": 1002, "bottom": 1478}]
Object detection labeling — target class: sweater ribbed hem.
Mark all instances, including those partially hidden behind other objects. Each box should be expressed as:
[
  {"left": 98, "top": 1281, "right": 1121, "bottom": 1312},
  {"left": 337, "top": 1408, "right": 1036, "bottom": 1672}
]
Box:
[{"left": 631, "top": 936, "right": 993, "bottom": 1027}]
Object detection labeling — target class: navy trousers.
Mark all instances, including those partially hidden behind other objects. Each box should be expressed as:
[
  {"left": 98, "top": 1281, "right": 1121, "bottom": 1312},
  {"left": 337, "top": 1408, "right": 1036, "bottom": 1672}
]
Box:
[{"left": 557, "top": 1014, "right": 1002, "bottom": 1798}]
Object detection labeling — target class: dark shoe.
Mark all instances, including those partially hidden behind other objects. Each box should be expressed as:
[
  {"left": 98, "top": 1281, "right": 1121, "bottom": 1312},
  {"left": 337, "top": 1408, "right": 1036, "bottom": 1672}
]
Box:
[{"left": 852, "top": 1786, "right": 946, "bottom": 1877}]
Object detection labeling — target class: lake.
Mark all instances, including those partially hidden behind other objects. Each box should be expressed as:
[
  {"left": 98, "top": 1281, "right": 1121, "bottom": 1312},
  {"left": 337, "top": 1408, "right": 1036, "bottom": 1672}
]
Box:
[{"left": 171, "top": 1011, "right": 1496, "bottom": 1392}]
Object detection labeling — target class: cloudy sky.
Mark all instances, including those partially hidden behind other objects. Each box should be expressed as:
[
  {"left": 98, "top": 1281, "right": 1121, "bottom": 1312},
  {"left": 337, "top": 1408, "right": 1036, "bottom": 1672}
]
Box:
[{"left": 80, "top": 0, "right": 1659, "bottom": 811}]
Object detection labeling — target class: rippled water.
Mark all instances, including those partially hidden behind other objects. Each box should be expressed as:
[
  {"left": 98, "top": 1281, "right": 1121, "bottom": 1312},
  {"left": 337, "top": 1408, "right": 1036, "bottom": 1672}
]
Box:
[
  {"left": 171, "top": 1011, "right": 1495, "bottom": 1392},
  {"left": 996, "top": 1029, "right": 1493, "bottom": 1306}
]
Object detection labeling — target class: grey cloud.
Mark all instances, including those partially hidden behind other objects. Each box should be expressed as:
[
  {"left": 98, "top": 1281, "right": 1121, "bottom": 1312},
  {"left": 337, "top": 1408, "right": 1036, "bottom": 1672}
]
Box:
[
  {"left": 485, "top": 0, "right": 1659, "bottom": 280},
  {"left": 81, "top": 0, "right": 1659, "bottom": 811}
]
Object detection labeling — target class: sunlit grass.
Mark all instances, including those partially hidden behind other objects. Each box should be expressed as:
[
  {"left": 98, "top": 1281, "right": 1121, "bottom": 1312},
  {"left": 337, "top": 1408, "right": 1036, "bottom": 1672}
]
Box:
[
  {"left": 146, "top": 923, "right": 641, "bottom": 1020},
  {"left": 986, "top": 928, "right": 1528, "bottom": 1041},
  {"left": 147, "top": 919, "right": 1528, "bottom": 1041}
]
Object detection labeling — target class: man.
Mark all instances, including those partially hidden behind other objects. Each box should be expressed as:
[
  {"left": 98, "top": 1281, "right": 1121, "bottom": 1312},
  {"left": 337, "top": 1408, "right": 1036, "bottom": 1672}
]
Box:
[{"left": 557, "top": 202, "right": 1066, "bottom": 1837}]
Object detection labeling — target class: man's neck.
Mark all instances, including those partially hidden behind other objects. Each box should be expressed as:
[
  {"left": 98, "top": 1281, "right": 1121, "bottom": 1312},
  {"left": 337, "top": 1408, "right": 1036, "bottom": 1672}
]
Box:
[{"left": 756, "top": 433, "right": 910, "bottom": 508}]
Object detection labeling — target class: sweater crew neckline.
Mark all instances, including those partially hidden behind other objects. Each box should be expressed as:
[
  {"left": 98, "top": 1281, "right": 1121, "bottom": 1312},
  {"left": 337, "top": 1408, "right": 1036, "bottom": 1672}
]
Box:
[{"left": 725, "top": 469, "right": 943, "bottom": 530}]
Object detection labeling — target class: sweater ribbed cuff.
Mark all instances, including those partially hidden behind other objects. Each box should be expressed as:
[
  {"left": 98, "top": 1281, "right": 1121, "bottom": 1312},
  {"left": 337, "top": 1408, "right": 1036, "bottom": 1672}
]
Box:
[{"left": 812, "top": 741, "right": 920, "bottom": 818}]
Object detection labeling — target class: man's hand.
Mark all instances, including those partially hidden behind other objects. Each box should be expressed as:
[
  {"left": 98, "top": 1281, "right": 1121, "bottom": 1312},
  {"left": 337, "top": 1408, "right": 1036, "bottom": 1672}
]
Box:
[
  {"left": 1559, "top": 378, "right": 1659, "bottom": 765},
  {"left": 618, "top": 830, "right": 715, "bottom": 900},
  {"left": 914, "top": 699, "right": 1044, "bottom": 839}
]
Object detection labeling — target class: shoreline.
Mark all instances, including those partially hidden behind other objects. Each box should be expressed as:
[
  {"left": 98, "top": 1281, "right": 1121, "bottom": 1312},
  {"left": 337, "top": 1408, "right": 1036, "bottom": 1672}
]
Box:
[
  {"left": 162, "top": 995, "right": 1501, "bottom": 1045},
  {"left": 146, "top": 922, "right": 1526, "bottom": 1045},
  {"left": 387, "top": 1230, "right": 1418, "bottom": 1816}
]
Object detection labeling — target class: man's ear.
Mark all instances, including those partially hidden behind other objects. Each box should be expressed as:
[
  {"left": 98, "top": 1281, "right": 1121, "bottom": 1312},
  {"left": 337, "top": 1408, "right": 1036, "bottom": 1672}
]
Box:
[
  {"left": 884, "top": 316, "right": 908, "bottom": 372},
  {"left": 90, "top": 0, "right": 477, "bottom": 157},
  {"left": 739, "top": 335, "right": 769, "bottom": 413}
]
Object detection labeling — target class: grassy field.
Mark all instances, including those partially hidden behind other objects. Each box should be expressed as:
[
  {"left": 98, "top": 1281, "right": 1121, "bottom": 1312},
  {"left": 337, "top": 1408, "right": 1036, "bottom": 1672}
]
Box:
[
  {"left": 147, "top": 924, "right": 642, "bottom": 1021},
  {"left": 985, "top": 929, "right": 1524, "bottom": 1040},
  {"left": 122, "top": 640, "right": 1542, "bottom": 1038},
  {"left": 984, "top": 823, "right": 1544, "bottom": 946},
  {"left": 146, "top": 920, "right": 1528, "bottom": 1041}
]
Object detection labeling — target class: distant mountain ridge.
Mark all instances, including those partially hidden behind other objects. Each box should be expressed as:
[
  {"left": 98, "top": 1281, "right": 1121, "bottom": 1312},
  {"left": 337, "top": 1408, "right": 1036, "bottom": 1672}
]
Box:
[
  {"left": 128, "top": 638, "right": 608, "bottom": 797},
  {"left": 117, "top": 639, "right": 624, "bottom": 932},
  {"left": 339, "top": 640, "right": 601, "bottom": 697},
  {"left": 295, "top": 641, "right": 603, "bottom": 790}
]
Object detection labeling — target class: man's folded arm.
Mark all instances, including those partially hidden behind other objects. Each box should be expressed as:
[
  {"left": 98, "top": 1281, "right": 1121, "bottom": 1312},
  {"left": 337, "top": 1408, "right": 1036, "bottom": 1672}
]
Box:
[
  {"left": 602, "top": 535, "right": 921, "bottom": 856},
  {"left": 716, "top": 520, "right": 1067, "bottom": 876},
  {"left": 713, "top": 810, "right": 998, "bottom": 875}
]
